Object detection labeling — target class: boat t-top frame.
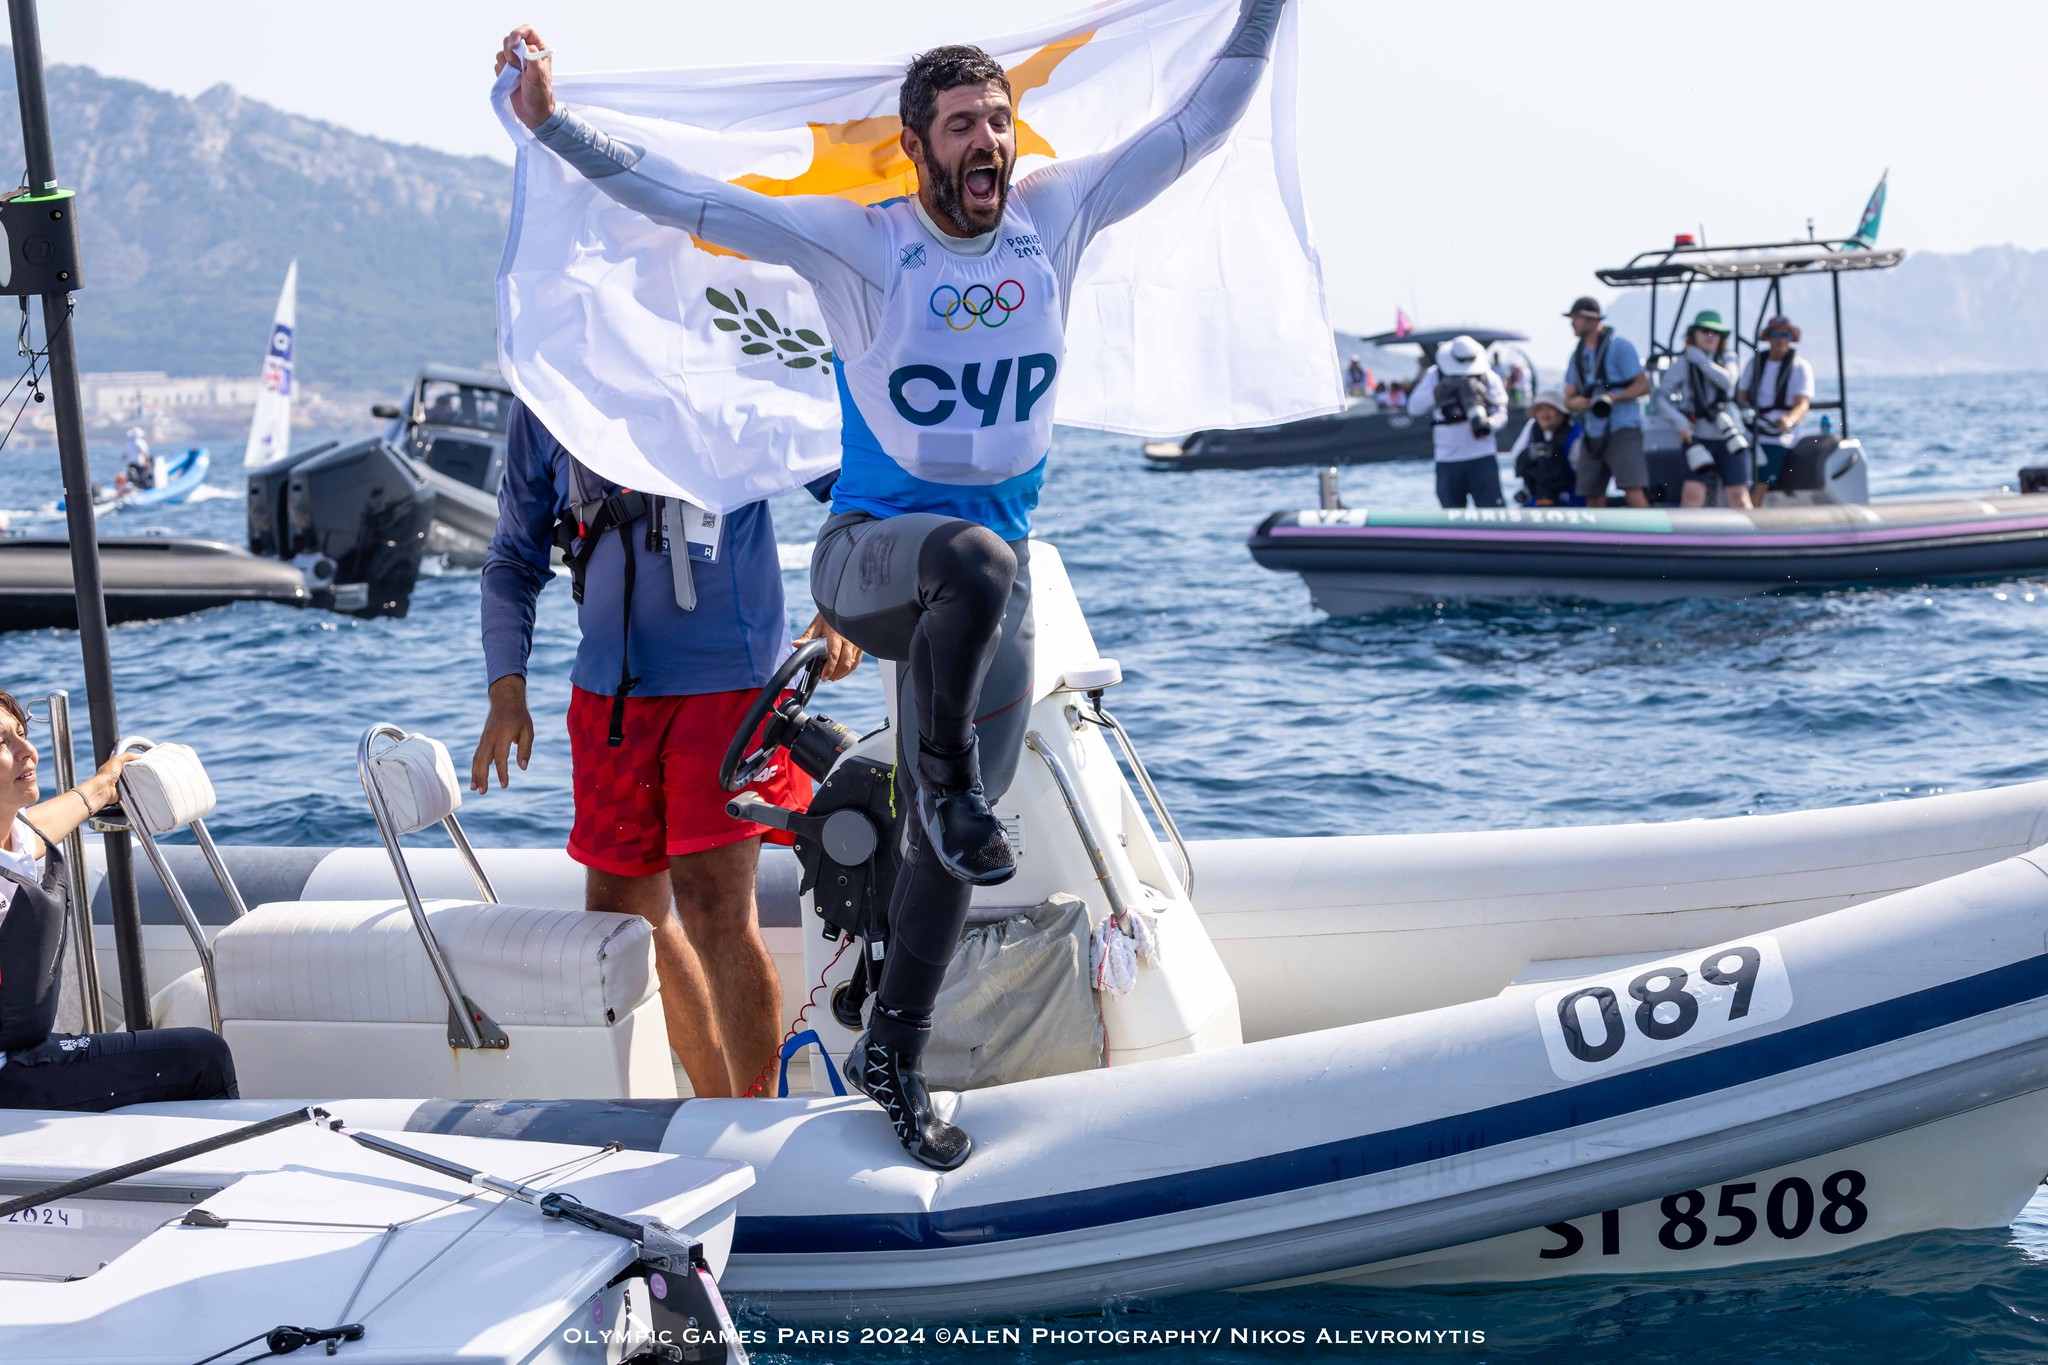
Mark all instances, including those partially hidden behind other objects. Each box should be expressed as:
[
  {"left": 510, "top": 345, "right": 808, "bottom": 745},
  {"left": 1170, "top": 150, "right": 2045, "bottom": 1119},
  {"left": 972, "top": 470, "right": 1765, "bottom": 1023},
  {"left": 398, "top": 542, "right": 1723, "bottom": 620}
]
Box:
[
  {"left": 1595, "top": 237, "right": 1905, "bottom": 440},
  {"left": 1354, "top": 327, "right": 1539, "bottom": 395}
]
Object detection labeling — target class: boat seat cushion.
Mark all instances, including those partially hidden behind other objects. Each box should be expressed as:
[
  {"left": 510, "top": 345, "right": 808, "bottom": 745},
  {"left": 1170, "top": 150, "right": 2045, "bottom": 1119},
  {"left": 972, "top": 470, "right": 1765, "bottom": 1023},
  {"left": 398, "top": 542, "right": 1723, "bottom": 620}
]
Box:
[
  {"left": 214, "top": 899, "right": 655, "bottom": 1029},
  {"left": 368, "top": 735, "right": 461, "bottom": 835},
  {"left": 121, "top": 742, "right": 217, "bottom": 835}
]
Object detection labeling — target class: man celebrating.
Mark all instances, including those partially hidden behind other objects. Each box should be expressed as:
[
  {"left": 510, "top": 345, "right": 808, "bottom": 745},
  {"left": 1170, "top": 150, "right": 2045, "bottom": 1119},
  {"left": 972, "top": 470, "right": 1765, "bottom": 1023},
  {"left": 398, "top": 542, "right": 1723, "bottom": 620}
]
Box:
[{"left": 498, "top": 0, "right": 1286, "bottom": 1168}]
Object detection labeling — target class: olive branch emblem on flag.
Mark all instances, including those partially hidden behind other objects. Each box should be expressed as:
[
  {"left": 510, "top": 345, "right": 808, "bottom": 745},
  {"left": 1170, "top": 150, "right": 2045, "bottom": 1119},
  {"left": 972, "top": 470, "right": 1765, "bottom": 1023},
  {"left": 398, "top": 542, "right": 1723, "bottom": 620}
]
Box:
[{"left": 706, "top": 286, "right": 836, "bottom": 375}]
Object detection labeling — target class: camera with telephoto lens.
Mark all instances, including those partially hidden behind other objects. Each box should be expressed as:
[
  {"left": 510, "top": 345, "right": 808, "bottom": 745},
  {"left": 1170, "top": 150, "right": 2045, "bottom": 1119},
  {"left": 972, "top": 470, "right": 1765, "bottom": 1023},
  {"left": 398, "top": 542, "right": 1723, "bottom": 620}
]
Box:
[
  {"left": 1684, "top": 442, "right": 1717, "bottom": 473},
  {"left": 1708, "top": 406, "right": 1750, "bottom": 453},
  {"left": 1468, "top": 412, "right": 1491, "bottom": 438},
  {"left": 1589, "top": 394, "right": 1614, "bottom": 420}
]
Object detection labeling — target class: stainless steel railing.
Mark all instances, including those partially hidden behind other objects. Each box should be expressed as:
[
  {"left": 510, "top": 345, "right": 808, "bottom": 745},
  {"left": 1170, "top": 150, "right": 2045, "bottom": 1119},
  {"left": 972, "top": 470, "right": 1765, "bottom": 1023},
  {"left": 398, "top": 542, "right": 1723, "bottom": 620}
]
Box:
[
  {"left": 356, "top": 723, "right": 506, "bottom": 1050},
  {"left": 28, "top": 690, "right": 104, "bottom": 1033}
]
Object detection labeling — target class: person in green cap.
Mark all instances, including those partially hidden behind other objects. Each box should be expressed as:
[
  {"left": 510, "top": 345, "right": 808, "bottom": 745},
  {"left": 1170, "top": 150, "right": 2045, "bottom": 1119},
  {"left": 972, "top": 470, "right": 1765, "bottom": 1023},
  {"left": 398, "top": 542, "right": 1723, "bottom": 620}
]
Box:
[{"left": 1652, "top": 310, "right": 1751, "bottom": 509}]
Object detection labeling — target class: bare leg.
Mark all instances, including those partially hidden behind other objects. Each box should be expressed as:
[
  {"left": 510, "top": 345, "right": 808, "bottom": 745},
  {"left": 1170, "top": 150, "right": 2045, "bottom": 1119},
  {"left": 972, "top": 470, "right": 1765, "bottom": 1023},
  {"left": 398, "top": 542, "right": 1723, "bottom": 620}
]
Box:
[
  {"left": 1680, "top": 481, "right": 1708, "bottom": 509},
  {"left": 1623, "top": 487, "right": 1652, "bottom": 509},
  {"left": 670, "top": 837, "right": 781, "bottom": 1096},
  {"left": 587, "top": 867, "right": 732, "bottom": 1097},
  {"left": 1723, "top": 483, "right": 1755, "bottom": 510}
]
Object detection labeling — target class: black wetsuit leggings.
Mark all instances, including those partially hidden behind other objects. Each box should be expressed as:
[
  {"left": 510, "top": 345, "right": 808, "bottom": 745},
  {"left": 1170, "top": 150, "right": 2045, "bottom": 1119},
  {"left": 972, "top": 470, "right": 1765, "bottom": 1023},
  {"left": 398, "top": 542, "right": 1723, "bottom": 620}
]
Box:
[
  {"left": 0, "top": 1028, "right": 238, "bottom": 1111},
  {"left": 811, "top": 511, "right": 1034, "bottom": 1053},
  {"left": 0, "top": 845, "right": 239, "bottom": 1111}
]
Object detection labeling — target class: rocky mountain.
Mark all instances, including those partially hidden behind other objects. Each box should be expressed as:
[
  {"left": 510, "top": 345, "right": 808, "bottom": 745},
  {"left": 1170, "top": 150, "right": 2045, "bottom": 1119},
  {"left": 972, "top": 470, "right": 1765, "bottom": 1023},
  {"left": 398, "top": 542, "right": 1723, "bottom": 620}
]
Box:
[
  {"left": 0, "top": 52, "right": 508, "bottom": 388},
  {"left": 4, "top": 54, "right": 2046, "bottom": 389}
]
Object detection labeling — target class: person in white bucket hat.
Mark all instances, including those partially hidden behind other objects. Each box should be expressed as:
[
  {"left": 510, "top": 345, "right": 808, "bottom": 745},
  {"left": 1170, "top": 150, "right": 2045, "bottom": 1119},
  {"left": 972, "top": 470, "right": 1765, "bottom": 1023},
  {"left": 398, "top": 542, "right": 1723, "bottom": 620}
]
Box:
[{"left": 1406, "top": 334, "right": 1510, "bottom": 508}]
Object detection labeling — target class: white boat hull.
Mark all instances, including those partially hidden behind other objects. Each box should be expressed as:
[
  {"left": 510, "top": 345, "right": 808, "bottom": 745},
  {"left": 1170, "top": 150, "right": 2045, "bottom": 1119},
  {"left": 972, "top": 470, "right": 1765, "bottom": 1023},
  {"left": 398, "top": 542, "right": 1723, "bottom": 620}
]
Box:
[{"left": 1284, "top": 1085, "right": 2048, "bottom": 1289}]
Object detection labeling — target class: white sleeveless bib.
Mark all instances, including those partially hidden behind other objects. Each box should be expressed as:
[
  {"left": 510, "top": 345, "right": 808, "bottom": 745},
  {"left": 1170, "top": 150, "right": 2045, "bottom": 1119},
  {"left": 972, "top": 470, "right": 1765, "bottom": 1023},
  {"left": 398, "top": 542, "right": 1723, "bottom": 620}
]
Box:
[{"left": 841, "top": 198, "right": 1065, "bottom": 487}]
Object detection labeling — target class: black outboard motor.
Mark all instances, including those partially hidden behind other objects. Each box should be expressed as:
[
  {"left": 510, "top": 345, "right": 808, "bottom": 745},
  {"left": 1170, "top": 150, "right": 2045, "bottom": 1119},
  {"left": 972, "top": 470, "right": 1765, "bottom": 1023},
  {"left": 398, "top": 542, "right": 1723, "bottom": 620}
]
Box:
[
  {"left": 247, "top": 438, "right": 434, "bottom": 618},
  {"left": 2020, "top": 466, "right": 2048, "bottom": 495},
  {"left": 246, "top": 440, "right": 335, "bottom": 561},
  {"left": 289, "top": 440, "right": 436, "bottom": 617},
  {"left": 1777, "top": 433, "right": 1843, "bottom": 492}
]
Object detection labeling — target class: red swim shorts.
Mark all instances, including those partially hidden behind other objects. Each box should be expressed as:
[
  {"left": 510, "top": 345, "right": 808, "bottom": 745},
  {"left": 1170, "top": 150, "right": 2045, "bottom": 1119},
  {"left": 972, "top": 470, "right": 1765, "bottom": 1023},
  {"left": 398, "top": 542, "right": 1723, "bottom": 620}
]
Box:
[{"left": 566, "top": 686, "right": 813, "bottom": 878}]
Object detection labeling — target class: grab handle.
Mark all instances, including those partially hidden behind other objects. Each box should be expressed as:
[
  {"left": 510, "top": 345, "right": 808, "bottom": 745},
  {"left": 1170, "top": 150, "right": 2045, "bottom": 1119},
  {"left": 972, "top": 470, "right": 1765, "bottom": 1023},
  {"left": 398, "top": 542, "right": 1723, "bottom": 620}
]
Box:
[{"left": 776, "top": 1028, "right": 847, "bottom": 1098}]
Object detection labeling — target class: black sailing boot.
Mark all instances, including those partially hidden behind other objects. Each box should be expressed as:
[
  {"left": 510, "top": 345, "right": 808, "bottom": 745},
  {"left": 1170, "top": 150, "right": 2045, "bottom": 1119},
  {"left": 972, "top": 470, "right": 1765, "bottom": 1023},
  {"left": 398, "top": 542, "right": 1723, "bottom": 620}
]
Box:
[
  {"left": 915, "top": 737, "right": 1015, "bottom": 886},
  {"left": 844, "top": 1006, "right": 973, "bottom": 1171}
]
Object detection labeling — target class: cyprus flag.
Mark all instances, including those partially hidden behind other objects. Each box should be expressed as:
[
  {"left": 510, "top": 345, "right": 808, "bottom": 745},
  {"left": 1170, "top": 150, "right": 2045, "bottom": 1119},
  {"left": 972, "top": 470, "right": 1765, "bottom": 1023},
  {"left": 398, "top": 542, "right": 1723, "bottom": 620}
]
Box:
[{"left": 493, "top": 0, "right": 1338, "bottom": 511}]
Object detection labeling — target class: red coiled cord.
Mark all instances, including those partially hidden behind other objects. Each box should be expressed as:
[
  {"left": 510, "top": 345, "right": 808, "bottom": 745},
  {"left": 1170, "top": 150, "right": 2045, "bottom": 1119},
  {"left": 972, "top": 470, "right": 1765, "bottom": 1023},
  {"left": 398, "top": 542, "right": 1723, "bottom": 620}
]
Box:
[{"left": 742, "top": 935, "right": 854, "bottom": 1098}]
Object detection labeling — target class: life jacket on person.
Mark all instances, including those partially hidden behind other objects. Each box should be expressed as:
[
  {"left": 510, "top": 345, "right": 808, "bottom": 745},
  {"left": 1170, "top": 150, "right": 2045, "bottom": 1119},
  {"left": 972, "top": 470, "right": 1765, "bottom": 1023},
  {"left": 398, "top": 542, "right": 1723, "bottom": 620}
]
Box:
[
  {"left": 1568, "top": 326, "right": 1616, "bottom": 399},
  {"left": 1431, "top": 372, "right": 1491, "bottom": 424},
  {"left": 1677, "top": 350, "right": 1736, "bottom": 424},
  {"left": 0, "top": 817, "right": 68, "bottom": 1054},
  {"left": 1742, "top": 348, "right": 1799, "bottom": 431},
  {"left": 549, "top": 459, "right": 704, "bottom": 748},
  {"left": 1515, "top": 418, "right": 1579, "bottom": 503}
]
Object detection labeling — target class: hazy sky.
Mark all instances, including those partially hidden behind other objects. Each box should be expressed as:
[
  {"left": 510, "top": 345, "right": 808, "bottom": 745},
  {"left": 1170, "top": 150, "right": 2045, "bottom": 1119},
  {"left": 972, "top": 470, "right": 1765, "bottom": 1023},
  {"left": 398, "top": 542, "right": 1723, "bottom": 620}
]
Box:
[{"left": 38, "top": 0, "right": 2042, "bottom": 356}]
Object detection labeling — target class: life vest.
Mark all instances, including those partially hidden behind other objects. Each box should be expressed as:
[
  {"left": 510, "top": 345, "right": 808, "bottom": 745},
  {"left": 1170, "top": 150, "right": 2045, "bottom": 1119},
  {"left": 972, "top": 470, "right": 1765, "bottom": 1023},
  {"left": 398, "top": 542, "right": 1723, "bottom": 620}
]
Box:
[
  {"left": 0, "top": 817, "right": 67, "bottom": 1054},
  {"left": 1431, "top": 371, "right": 1491, "bottom": 425},
  {"left": 549, "top": 459, "right": 701, "bottom": 748},
  {"left": 1678, "top": 351, "right": 1735, "bottom": 422},
  {"left": 1743, "top": 348, "right": 1799, "bottom": 418},
  {"left": 1568, "top": 327, "right": 1616, "bottom": 396}
]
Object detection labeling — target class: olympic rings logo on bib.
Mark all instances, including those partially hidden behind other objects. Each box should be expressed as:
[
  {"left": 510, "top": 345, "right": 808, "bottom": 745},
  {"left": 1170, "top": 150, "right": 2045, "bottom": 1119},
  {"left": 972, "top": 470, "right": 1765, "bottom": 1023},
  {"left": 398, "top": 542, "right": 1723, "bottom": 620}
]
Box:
[{"left": 930, "top": 280, "right": 1026, "bottom": 331}]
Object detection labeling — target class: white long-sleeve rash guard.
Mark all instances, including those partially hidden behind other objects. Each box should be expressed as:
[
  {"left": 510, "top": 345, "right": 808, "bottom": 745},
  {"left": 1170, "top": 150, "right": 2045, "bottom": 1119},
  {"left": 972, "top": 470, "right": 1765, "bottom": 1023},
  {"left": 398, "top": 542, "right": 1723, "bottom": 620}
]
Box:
[{"left": 533, "top": 0, "right": 1284, "bottom": 539}]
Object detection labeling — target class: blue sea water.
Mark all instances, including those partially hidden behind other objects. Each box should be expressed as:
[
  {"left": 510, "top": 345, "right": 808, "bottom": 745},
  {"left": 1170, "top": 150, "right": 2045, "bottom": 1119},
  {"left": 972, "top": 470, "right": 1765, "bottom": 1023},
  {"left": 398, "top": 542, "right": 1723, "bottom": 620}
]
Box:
[{"left": 5, "top": 372, "right": 2048, "bottom": 1361}]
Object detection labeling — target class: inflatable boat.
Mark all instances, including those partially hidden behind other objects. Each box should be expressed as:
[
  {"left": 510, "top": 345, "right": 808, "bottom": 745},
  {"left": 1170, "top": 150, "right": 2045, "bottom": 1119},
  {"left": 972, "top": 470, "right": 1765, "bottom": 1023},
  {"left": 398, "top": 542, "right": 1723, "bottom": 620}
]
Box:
[
  {"left": 1144, "top": 329, "right": 1533, "bottom": 471},
  {"left": 1249, "top": 487, "right": 2048, "bottom": 614},
  {"left": 1245, "top": 233, "right": 2048, "bottom": 613},
  {"left": 50, "top": 543, "right": 2048, "bottom": 1322},
  {"left": 0, "top": 534, "right": 311, "bottom": 631}
]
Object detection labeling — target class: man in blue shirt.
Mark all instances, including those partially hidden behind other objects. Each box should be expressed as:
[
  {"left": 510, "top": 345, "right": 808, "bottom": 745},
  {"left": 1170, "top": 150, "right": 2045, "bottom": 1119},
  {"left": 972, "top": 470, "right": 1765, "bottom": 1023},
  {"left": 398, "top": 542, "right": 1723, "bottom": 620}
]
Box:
[
  {"left": 1560, "top": 296, "right": 1653, "bottom": 508},
  {"left": 471, "top": 401, "right": 858, "bottom": 1098}
]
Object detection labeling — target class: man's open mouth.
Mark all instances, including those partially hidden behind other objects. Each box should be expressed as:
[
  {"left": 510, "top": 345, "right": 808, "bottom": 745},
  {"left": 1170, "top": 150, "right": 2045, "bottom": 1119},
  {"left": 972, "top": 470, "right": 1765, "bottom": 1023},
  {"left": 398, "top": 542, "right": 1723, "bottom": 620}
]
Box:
[{"left": 964, "top": 165, "right": 1000, "bottom": 208}]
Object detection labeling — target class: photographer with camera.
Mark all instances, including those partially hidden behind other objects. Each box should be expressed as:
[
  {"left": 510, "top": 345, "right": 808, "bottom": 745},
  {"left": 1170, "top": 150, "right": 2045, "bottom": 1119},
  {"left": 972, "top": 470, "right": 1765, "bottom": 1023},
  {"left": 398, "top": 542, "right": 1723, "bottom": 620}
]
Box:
[
  {"left": 1406, "top": 334, "right": 1509, "bottom": 508},
  {"left": 1652, "top": 310, "right": 1753, "bottom": 509},
  {"left": 1738, "top": 315, "right": 1816, "bottom": 504},
  {"left": 1560, "top": 297, "right": 1652, "bottom": 508}
]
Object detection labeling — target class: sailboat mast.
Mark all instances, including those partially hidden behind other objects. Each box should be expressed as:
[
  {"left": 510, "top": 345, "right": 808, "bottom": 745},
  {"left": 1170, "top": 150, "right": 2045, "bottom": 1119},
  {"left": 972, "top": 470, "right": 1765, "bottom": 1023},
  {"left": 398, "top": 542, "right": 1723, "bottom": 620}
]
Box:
[{"left": 7, "top": 0, "right": 153, "bottom": 1026}]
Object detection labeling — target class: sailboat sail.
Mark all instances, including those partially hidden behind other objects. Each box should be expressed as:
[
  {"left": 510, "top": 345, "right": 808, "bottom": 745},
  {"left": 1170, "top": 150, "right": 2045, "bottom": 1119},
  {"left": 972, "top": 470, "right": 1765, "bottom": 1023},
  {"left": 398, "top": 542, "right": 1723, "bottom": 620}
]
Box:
[
  {"left": 242, "top": 260, "right": 297, "bottom": 469},
  {"left": 1852, "top": 171, "right": 1888, "bottom": 248}
]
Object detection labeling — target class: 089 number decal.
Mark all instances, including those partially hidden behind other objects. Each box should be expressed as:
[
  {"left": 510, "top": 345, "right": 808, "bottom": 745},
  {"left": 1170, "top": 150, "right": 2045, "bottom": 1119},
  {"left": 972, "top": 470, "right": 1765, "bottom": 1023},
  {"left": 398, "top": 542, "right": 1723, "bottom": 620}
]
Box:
[{"left": 1535, "top": 937, "right": 1793, "bottom": 1079}]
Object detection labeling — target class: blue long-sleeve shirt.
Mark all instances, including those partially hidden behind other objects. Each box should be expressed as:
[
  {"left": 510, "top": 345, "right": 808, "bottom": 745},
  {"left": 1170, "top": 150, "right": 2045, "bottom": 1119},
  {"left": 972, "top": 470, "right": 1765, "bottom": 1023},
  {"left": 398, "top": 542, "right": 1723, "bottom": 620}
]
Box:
[{"left": 480, "top": 402, "right": 790, "bottom": 697}]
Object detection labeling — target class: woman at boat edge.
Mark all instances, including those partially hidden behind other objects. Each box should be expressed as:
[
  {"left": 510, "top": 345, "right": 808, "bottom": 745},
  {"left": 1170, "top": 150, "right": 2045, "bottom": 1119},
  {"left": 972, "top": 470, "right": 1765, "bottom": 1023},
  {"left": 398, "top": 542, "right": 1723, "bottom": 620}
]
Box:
[
  {"left": 1651, "top": 310, "right": 1751, "bottom": 510},
  {"left": 0, "top": 687, "right": 238, "bottom": 1110}
]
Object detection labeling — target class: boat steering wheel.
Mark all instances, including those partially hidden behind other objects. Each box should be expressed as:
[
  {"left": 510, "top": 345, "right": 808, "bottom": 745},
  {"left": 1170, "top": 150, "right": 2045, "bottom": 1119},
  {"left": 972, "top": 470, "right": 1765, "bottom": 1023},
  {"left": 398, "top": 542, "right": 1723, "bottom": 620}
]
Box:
[{"left": 719, "top": 638, "right": 829, "bottom": 792}]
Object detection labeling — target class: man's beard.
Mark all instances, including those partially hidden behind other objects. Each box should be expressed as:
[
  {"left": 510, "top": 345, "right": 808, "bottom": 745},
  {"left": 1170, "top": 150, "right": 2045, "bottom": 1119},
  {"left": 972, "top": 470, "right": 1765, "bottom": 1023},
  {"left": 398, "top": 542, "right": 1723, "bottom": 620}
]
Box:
[{"left": 928, "top": 149, "right": 1009, "bottom": 235}]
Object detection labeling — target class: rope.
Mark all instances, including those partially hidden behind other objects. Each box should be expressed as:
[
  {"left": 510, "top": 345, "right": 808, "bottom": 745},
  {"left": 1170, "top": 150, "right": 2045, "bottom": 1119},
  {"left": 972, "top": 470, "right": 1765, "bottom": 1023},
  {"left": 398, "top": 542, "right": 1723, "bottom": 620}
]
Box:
[
  {"left": 0, "top": 297, "right": 65, "bottom": 459},
  {"left": 180, "top": 1137, "right": 625, "bottom": 1363}
]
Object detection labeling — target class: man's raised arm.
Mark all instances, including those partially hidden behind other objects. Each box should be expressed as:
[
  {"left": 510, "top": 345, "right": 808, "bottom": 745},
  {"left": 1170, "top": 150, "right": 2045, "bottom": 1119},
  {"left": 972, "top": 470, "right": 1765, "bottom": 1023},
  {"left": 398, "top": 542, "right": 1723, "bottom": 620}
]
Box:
[
  {"left": 1017, "top": 0, "right": 1286, "bottom": 284},
  {"left": 498, "top": 27, "right": 891, "bottom": 294}
]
